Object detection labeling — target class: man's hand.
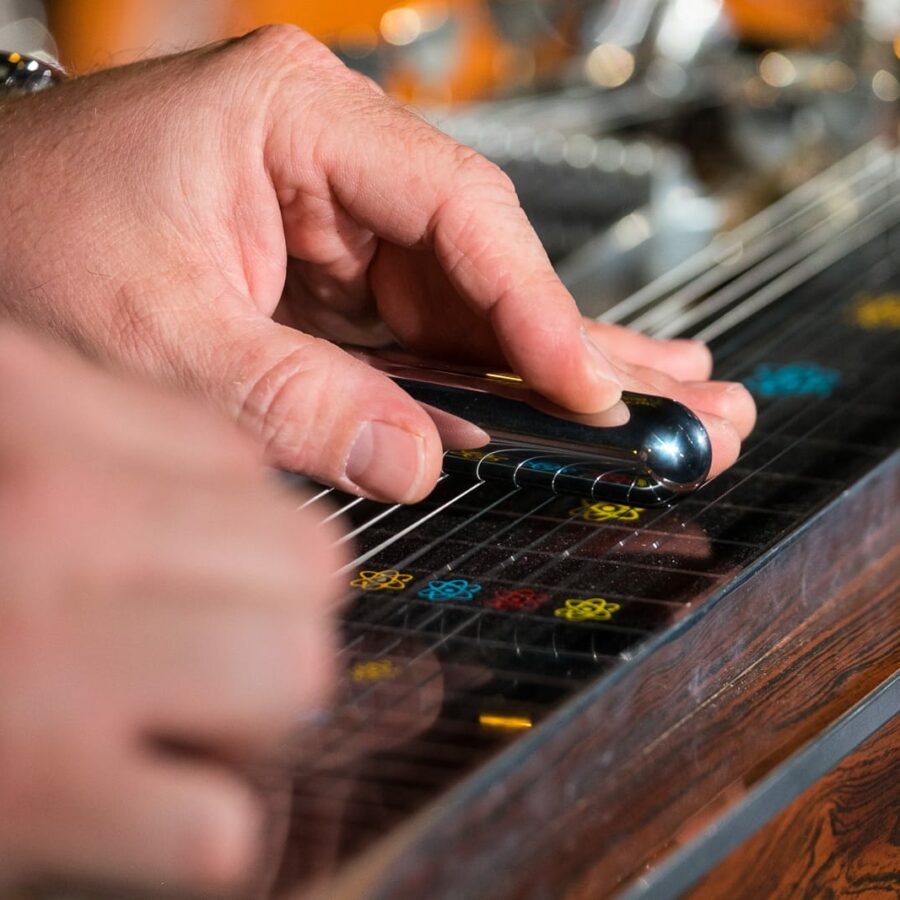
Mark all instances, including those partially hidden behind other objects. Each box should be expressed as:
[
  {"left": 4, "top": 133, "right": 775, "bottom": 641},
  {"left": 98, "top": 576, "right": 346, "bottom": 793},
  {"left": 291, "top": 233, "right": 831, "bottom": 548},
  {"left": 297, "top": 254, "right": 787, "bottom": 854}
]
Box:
[
  {"left": 0, "top": 326, "right": 345, "bottom": 893},
  {"left": 0, "top": 26, "right": 754, "bottom": 502}
]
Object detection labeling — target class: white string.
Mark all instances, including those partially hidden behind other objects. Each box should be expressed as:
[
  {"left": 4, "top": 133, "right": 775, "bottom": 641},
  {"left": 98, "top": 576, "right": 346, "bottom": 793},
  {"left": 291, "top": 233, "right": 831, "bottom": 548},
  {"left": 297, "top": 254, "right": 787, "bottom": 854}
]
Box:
[
  {"left": 656, "top": 191, "right": 899, "bottom": 340},
  {"left": 598, "top": 140, "right": 887, "bottom": 326},
  {"left": 296, "top": 486, "right": 334, "bottom": 509},
  {"left": 694, "top": 197, "right": 899, "bottom": 341},
  {"left": 320, "top": 495, "right": 365, "bottom": 524},
  {"left": 334, "top": 475, "right": 450, "bottom": 546},
  {"left": 341, "top": 481, "right": 485, "bottom": 573}
]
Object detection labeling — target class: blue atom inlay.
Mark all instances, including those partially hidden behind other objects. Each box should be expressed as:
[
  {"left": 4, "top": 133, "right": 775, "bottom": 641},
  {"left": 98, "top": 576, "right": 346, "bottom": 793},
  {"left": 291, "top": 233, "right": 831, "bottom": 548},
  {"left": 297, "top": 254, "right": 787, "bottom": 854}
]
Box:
[
  {"left": 743, "top": 362, "right": 841, "bottom": 398},
  {"left": 418, "top": 579, "right": 482, "bottom": 602},
  {"left": 521, "top": 460, "right": 564, "bottom": 472}
]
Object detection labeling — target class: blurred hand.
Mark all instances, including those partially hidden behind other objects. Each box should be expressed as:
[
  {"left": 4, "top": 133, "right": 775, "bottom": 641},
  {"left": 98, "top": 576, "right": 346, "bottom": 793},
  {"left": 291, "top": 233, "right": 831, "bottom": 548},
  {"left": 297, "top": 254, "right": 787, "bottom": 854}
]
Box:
[
  {"left": 0, "top": 27, "right": 754, "bottom": 502},
  {"left": 0, "top": 325, "right": 345, "bottom": 894}
]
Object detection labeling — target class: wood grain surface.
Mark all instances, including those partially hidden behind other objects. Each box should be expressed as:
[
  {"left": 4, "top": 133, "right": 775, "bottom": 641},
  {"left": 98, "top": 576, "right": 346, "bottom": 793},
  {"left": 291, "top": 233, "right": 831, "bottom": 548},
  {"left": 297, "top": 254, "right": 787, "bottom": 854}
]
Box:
[{"left": 685, "top": 713, "right": 900, "bottom": 899}]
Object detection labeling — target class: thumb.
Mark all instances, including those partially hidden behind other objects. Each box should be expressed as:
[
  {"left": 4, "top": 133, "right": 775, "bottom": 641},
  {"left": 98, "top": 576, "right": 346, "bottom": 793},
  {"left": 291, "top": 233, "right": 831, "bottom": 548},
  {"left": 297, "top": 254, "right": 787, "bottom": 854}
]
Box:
[{"left": 209, "top": 315, "right": 443, "bottom": 503}]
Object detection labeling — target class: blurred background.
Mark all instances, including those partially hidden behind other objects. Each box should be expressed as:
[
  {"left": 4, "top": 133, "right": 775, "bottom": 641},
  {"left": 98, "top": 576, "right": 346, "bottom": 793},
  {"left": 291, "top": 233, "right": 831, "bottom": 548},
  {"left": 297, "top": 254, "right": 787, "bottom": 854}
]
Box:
[{"left": 2, "top": 0, "right": 898, "bottom": 315}]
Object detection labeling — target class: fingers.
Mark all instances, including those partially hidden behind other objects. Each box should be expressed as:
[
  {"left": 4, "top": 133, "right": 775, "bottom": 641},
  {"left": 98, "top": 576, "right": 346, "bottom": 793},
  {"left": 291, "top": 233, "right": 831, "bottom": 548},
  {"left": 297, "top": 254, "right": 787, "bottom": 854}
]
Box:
[
  {"left": 582, "top": 319, "right": 714, "bottom": 382},
  {"left": 0, "top": 324, "right": 262, "bottom": 483},
  {"left": 212, "top": 313, "right": 443, "bottom": 503},
  {"left": 119, "top": 602, "right": 334, "bottom": 755},
  {"left": 577, "top": 321, "right": 754, "bottom": 476},
  {"left": 604, "top": 361, "right": 754, "bottom": 477},
  {"left": 261, "top": 38, "right": 621, "bottom": 415},
  {"left": 21, "top": 751, "right": 262, "bottom": 894},
  {"left": 693, "top": 411, "right": 743, "bottom": 478},
  {"left": 616, "top": 362, "right": 757, "bottom": 440}
]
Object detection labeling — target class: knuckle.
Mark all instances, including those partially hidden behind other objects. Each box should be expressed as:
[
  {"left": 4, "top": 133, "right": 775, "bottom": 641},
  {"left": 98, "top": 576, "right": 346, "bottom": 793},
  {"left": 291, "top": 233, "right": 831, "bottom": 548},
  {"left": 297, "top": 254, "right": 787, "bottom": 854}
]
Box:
[
  {"left": 234, "top": 340, "right": 343, "bottom": 472},
  {"left": 233, "top": 23, "right": 340, "bottom": 74},
  {"left": 449, "top": 145, "right": 517, "bottom": 197}
]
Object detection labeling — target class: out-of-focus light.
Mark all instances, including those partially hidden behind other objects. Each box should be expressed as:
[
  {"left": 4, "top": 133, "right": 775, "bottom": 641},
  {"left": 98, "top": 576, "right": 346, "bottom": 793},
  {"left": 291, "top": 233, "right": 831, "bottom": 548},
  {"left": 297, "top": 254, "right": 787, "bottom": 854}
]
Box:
[
  {"left": 564, "top": 134, "right": 597, "bottom": 169},
  {"left": 612, "top": 212, "right": 651, "bottom": 251},
  {"left": 822, "top": 60, "right": 856, "bottom": 93},
  {"left": 894, "top": 35, "right": 900, "bottom": 60},
  {"left": 623, "top": 142, "right": 655, "bottom": 176},
  {"left": 758, "top": 51, "right": 796, "bottom": 88},
  {"left": 585, "top": 43, "right": 635, "bottom": 88},
  {"left": 656, "top": 0, "right": 723, "bottom": 64},
  {"left": 872, "top": 69, "right": 900, "bottom": 102},
  {"left": 594, "top": 137, "right": 625, "bottom": 172},
  {"left": 743, "top": 77, "right": 777, "bottom": 107},
  {"left": 381, "top": 7, "right": 422, "bottom": 46},
  {"left": 646, "top": 58, "right": 688, "bottom": 99},
  {"left": 533, "top": 130, "right": 566, "bottom": 165},
  {"left": 478, "top": 713, "right": 533, "bottom": 731}
]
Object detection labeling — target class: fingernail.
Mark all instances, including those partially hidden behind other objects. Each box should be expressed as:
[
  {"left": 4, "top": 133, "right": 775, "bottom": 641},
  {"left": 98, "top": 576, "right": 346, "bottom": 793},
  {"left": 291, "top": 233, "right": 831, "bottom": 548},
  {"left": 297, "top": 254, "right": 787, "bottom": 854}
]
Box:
[
  {"left": 689, "top": 380, "right": 748, "bottom": 394},
  {"left": 669, "top": 337, "right": 709, "bottom": 351},
  {"left": 581, "top": 328, "right": 622, "bottom": 386},
  {"left": 346, "top": 421, "right": 426, "bottom": 503}
]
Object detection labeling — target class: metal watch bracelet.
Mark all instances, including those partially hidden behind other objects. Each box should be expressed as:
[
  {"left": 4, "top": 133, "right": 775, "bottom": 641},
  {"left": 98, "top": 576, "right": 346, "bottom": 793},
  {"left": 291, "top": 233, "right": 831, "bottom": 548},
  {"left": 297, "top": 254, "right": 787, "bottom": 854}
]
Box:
[{"left": 1, "top": 50, "right": 65, "bottom": 94}]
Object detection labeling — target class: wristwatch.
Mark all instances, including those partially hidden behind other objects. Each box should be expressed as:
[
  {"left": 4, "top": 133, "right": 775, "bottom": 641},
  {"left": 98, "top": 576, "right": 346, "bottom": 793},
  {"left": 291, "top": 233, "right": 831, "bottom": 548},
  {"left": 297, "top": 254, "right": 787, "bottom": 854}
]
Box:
[{"left": 1, "top": 50, "right": 65, "bottom": 94}]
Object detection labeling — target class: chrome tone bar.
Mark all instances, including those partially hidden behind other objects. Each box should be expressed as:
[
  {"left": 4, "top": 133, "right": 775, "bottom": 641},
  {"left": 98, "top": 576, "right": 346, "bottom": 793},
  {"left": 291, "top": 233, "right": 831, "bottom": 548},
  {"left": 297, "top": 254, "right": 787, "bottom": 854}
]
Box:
[{"left": 351, "top": 349, "right": 711, "bottom": 505}]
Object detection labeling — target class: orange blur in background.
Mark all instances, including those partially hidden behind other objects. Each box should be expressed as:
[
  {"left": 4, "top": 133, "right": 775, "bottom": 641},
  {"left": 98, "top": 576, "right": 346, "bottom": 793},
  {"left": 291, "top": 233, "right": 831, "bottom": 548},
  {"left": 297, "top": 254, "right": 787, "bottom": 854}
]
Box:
[{"left": 47, "top": 0, "right": 852, "bottom": 103}]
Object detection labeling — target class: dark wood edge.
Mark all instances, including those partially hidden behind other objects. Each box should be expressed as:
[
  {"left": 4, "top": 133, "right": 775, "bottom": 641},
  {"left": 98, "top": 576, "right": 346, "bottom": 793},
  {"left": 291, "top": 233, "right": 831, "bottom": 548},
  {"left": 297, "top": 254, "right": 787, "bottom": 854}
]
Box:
[
  {"left": 615, "top": 676, "right": 900, "bottom": 900},
  {"left": 682, "top": 710, "right": 900, "bottom": 897}
]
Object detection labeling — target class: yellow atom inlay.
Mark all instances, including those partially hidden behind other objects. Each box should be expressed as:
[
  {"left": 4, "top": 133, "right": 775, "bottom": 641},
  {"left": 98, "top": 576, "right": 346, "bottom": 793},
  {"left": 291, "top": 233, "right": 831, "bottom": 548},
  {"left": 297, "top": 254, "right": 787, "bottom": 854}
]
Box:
[
  {"left": 350, "top": 660, "right": 399, "bottom": 683},
  {"left": 350, "top": 569, "right": 413, "bottom": 591},
  {"left": 451, "top": 449, "right": 508, "bottom": 463},
  {"left": 570, "top": 499, "right": 644, "bottom": 523},
  {"left": 554, "top": 598, "right": 621, "bottom": 622},
  {"left": 850, "top": 294, "right": 900, "bottom": 330}
]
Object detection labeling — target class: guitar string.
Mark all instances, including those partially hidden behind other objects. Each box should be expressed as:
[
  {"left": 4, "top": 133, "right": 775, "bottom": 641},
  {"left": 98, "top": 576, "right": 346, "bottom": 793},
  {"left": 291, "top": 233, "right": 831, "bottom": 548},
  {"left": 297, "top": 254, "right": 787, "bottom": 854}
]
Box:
[
  {"left": 320, "top": 155, "right": 896, "bottom": 576},
  {"left": 312, "top": 172, "right": 900, "bottom": 728},
  {"left": 672, "top": 194, "right": 900, "bottom": 341},
  {"left": 692, "top": 208, "right": 899, "bottom": 341},
  {"left": 600, "top": 140, "right": 889, "bottom": 325},
  {"left": 321, "top": 271, "right": 888, "bottom": 724},
  {"left": 623, "top": 153, "right": 893, "bottom": 333},
  {"left": 643, "top": 180, "right": 896, "bottom": 337},
  {"left": 292, "top": 147, "right": 896, "bottom": 563},
  {"left": 279, "top": 154, "right": 898, "bottom": 815}
]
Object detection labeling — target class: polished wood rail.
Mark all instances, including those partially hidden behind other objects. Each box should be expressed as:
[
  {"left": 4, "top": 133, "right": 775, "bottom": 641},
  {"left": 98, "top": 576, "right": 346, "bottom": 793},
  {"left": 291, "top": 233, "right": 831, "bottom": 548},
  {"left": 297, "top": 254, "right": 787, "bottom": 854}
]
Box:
[{"left": 685, "top": 713, "right": 900, "bottom": 898}]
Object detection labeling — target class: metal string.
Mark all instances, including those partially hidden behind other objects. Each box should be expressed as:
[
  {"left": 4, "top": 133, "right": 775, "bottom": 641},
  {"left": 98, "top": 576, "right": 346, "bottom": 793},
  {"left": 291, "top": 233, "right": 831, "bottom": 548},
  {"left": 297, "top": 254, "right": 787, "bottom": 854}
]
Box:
[
  {"left": 301, "top": 152, "right": 898, "bottom": 732},
  {"left": 276, "top": 146, "right": 899, "bottom": 855},
  {"left": 600, "top": 141, "right": 888, "bottom": 325}
]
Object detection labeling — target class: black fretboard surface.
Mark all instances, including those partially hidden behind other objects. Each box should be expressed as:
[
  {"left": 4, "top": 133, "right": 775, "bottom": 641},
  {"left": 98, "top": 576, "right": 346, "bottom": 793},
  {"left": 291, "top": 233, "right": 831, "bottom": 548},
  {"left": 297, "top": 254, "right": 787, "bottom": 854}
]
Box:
[{"left": 270, "top": 149, "right": 900, "bottom": 890}]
